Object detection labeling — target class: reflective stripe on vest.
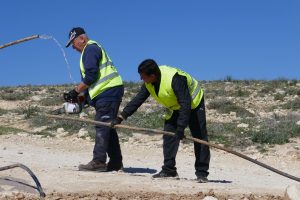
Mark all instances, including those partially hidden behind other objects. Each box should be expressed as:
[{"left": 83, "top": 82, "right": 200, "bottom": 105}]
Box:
[
  {"left": 190, "top": 78, "right": 201, "bottom": 100},
  {"left": 145, "top": 66, "right": 203, "bottom": 119},
  {"left": 80, "top": 40, "right": 123, "bottom": 99}
]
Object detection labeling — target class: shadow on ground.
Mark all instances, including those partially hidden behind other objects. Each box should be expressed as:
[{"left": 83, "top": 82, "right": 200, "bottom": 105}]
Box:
[
  {"left": 208, "top": 179, "right": 232, "bottom": 183},
  {"left": 123, "top": 167, "right": 157, "bottom": 174},
  {"left": 0, "top": 177, "right": 39, "bottom": 195}
]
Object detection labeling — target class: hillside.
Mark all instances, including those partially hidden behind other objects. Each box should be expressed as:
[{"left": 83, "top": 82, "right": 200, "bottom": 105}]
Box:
[{"left": 0, "top": 80, "right": 299, "bottom": 200}]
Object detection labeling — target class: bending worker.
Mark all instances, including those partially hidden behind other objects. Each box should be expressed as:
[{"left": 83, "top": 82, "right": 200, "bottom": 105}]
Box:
[
  {"left": 65, "top": 27, "right": 124, "bottom": 172},
  {"left": 111, "top": 59, "right": 210, "bottom": 182}
]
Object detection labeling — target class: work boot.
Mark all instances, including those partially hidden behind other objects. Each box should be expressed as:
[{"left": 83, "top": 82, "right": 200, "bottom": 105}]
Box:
[
  {"left": 197, "top": 176, "right": 208, "bottom": 183},
  {"left": 107, "top": 162, "right": 123, "bottom": 172},
  {"left": 152, "top": 170, "right": 179, "bottom": 178},
  {"left": 78, "top": 160, "right": 107, "bottom": 172}
]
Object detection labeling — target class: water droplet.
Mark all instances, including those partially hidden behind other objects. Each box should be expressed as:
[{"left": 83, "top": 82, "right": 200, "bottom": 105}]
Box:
[{"left": 40, "top": 34, "right": 76, "bottom": 84}]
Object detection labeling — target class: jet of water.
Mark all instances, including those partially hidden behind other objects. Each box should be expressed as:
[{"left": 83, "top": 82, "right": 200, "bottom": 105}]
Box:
[{"left": 39, "top": 34, "right": 76, "bottom": 84}]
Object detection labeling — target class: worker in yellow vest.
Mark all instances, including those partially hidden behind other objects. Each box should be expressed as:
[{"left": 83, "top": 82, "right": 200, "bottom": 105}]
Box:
[
  {"left": 111, "top": 59, "right": 210, "bottom": 182},
  {"left": 65, "top": 27, "right": 124, "bottom": 172}
]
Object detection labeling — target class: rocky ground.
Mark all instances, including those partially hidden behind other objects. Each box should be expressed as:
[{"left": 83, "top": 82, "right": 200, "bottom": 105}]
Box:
[
  {"left": 0, "top": 81, "right": 299, "bottom": 199},
  {"left": 0, "top": 133, "right": 299, "bottom": 200}
]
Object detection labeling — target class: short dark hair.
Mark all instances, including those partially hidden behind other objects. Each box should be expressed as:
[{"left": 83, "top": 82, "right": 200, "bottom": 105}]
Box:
[{"left": 138, "top": 59, "right": 160, "bottom": 76}]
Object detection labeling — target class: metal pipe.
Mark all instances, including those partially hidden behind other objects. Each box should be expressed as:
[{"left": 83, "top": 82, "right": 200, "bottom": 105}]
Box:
[
  {"left": 45, "top": 114, "right": 300, "bottom": 182},
  {"left": 0, "top": 35, "right": 39, "bottom": 49}
]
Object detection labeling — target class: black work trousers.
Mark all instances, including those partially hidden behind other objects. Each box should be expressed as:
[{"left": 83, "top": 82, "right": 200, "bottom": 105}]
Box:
[
  {"left": 93, "top": 101, "right": 122, "bottom": 165},
  {"left": 162, "top": 98, "right": 210, "bottom": 178}
]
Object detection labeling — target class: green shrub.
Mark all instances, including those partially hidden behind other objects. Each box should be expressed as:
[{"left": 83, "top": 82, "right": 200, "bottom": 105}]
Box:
[
  {"left": 250, "top": 116, "right": 300, "bottom": 144},
  {"left": 288, "top": 79, "right": 298, "bottom": 86},
  {"left": 125, "top": 110, "right": 164, "bottom": 129},
  {"left": 207, "top": 122, "right": 252, "bottom": 148},
  {"left": 205, "top": 89, "right": 228, "bottom": 98},
  {"left": 121, "top": 109, "right": 165, "bottom": 136},
  {"left": 207, "top": 99, "right": 254, "bottom": 118},
  {"left": 19, "top": 105, "right": 40, "bottom": 119},
  {"left": 207, "top": 122, "right": 232, "bottom": 147},
  {"left": 258, "top": 86, "right": 276, "bottom": 95},
  {"left": 0, "top": 108, "right": 8, "bottom": 115},
  {"left": 251, "top": 131, "right": 289, "bottom": 144},
  {"left": 224, "top": 75, "right": 233, "bottom": 82},
  {"left": 269, "top": 78, "right": 289, "bottom": 88},
  {"left": 0, "top": 126, "right": 23, "bottom": 135},
  {"left": 39, "top": 95, "right": 64, "bottom": 106},
  {"left": 274, "top": 93, "right": 285, "bottom": 101},
  {"left": 0, "top": 91, "right": 30, "bottom": 101},
  {"left": 286, "top": 88, "right": 300, "bottom": 96},
  {"left": 230, "top": 88, "right": 251, "bottom": 97},
  {"left": 22, "top": 84, "right": 44, "bottom": 92},
  {"left": 281, "top": 98, "right": 300, "bottom": 109},
  {"left": 30, "top": 114, "right": 95, "bottom": 137}
]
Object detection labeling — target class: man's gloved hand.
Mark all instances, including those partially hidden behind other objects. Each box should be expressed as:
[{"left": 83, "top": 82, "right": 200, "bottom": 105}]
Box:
[
  {"left": 110, "top": 115, "right": 124, "bottom": 127},
  {"left": 174, "top": 128, "right": 185, "bottom": 140},
  {"left": 64, "top": 89, "right": 79, "bottom": 102}
]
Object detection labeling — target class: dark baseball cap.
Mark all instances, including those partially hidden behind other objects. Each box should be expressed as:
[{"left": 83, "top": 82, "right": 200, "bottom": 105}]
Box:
[{"left": 65, "top": 27, "right": 85, "bottom": 48}]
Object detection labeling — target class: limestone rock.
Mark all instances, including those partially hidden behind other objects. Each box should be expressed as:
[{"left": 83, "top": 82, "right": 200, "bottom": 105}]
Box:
[
  {"left": 78, "top": 128, "right": 88, "bottom": 138},
  {"left": 284, "top": 185, "right": 300, "bottom": 200},
  {"left": 203, "top": 196, "right": 218, "bottom": 200},
  {"left": 237, "top": 123, "right": 249, "bottom": 128}
]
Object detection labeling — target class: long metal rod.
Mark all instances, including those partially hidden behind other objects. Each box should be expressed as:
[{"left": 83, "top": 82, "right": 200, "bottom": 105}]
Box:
[
  {"left": 0, "top": 163, "right": 46, "bottom": 197},
  {"left": 0, "top": 35, "right": 39, "bottom": 49},
  {"left": 45, "top": 114, "right": 300, "bottom": 182}
]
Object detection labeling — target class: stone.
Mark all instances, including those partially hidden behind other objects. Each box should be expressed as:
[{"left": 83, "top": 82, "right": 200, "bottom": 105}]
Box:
[
  {"left": 33, "top": 126, "right": 48, "bottom": 133},
  {"left": 17, "top": 132, "right": 29, "bottom": 137},
  {"left": 237, "top": 123, "right": 249, "bottom": 128},
  {"left": 78, "top": 128, "right": 88, "bottom": 138},
  {"left": 275, "top": 89, "right": 285, "bottom": 95},
  {"left": 56, "top": 128, "right": 69, "bottom": 138},
  {"left": 203, "top": 196, "right": 218, "bottom": 200},
  {"left": 79, "top": 112, "right": 88, "bottom": 118},
  {"left": 229, "top": 112, "right": 236, "bottom": 117},
  {"left": 284, "top": 184, "right": 300, "bottom": 200},
  {"left": 30, "top": 95, "right": 41, "bottom": 101},
  {"left": 57, "top": 128, "right": 65, "bottom": 134}
]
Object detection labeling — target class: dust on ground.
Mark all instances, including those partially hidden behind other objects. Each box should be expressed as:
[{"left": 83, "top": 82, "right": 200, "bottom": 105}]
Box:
[{"left": 0, "top": 133, "right": 299, "bottom": 200}]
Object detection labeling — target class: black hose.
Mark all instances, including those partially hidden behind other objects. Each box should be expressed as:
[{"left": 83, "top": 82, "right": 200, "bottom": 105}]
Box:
[
  {"left": 45, "top": 114, "right": 300, "bottom": 182},
  {"left": 0, "top": 163, "right": 46, "bottom": 198}
]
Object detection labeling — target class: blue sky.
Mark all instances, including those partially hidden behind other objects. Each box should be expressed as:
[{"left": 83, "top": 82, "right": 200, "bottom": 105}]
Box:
[{"left": 1, "top": 0, "right": 299, "bottom": 86}]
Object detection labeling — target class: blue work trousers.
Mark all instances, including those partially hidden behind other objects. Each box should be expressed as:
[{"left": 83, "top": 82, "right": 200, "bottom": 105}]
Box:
[{"left": 93, "top": 101, "right": 122, "bottom": 164}]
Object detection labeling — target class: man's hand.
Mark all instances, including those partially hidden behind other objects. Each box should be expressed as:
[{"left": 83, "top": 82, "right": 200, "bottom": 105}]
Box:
[
  {"left": 64, "top": 89, "right": 79, "bottom": 102},
  {"left": 110, "top": 116, "right": 123, "bottom": 127},
  {"left": 174, "top": 128, "right": 185, "bottom": 140}
]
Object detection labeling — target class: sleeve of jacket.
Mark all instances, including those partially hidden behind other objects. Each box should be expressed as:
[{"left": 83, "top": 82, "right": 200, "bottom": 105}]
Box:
[
  {"left": 172, "top": 73, "right": 191, "bottom": 131},
  {"left": 81, "top": 44, "right": 102, "bottom": 86},
  {"left": 121, "top": 84, "right": 150, "bottom": 119}
]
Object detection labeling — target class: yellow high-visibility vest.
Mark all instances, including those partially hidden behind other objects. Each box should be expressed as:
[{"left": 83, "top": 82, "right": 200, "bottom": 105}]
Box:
[
  {"left": 145, "top": 65, "right": 203, "bottom": 119},
  {"left": 80, "top": 40, "right": 123, "bottom": 99}
]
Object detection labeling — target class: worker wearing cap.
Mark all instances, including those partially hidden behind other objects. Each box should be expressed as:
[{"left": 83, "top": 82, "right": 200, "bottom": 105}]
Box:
[
  {"left": 111, "top": 59, "right": 210, "bottom": 182},
  {"left": 65, "top": 27, "right": 124, "bottom": 172}
]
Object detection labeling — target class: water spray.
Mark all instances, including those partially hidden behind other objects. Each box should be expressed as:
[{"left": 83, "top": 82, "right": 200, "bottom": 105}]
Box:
[
  {"left": 0, "top": 34, "right": 76, "bottom": 84},
  {"left": 39, "top": 34, "right": 76, "bottom": 84}
]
